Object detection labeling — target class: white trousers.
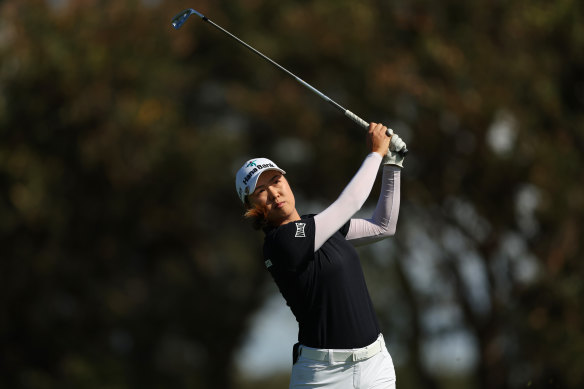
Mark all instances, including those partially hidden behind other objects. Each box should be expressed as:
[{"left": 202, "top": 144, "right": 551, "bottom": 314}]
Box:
[{"left": 289, "top": 334, "right": 396, "bottom": 389}]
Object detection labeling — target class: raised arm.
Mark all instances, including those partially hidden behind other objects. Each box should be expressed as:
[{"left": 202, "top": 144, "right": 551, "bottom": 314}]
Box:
[
  {"left": 346, "top": 134, "right": 405, "bottom": 245},
  {"left": 313, "top": 123, "right": 392, "bottom": 251},
  {"left": 345, "top": 164, "right": 401, "bottom": 245}
]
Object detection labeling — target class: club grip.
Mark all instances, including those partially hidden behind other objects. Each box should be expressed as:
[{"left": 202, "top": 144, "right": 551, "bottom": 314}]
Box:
[
  {"left": 345, "top": 110, "right": 408, "bottom": 156},
  {"left": 344, "top": 110, "right": 369, "bottom": 129}
]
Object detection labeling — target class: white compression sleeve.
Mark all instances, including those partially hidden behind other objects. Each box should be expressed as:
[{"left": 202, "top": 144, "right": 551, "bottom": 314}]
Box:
[
  {"left": 313, "top": 152, "right": 382, "bottom": 251},
  {"left": 345, "top": 165, "right": 401, "bottom": 246}
]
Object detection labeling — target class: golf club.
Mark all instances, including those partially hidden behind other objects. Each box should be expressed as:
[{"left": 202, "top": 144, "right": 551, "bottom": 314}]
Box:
[{"left": 171, "top": 8, "right": 408, "bottom": 156}]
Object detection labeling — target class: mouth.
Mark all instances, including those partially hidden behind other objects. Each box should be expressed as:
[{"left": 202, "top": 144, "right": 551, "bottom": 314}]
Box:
[{"left": 274, "top": 201, "right": 285, "bottom": 209}]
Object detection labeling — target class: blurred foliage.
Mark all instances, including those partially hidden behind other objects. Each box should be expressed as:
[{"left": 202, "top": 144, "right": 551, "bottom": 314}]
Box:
[{"left": 0, "top": 0, "right": 582, "bottom": 388}]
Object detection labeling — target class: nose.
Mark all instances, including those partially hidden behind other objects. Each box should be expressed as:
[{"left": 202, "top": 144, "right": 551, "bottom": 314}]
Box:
[{"left": 267, "top": 185, "right": 278, "bottom": 200}]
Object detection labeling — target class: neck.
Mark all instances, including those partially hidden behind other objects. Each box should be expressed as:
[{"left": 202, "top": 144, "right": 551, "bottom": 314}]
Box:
[{"left": 276, "top": 209, "right": 301, "bottom": 227}]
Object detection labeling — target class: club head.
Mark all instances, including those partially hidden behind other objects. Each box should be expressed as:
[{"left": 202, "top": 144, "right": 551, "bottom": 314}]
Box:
[{"left": 171, "top": 8, "right": 205, "bottom": 29}]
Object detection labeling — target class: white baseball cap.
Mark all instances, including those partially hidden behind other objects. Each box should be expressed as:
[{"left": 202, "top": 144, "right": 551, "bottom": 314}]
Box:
[{"left": 235, "top": 158, "right": 286, "bottom": 203}]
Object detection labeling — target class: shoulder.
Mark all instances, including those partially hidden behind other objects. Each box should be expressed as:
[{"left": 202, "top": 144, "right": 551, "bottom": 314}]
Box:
[
  {"left": 265, "top": 216, "right": 315, "bottom": 244},
  {"left": 263, "top": 216, "right": 315, "bottom": 270}
]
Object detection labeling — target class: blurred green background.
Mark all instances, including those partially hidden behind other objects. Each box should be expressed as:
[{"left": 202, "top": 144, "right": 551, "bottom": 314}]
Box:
[{"left": 1, "top": 0, "right": 583, "bottom": 388}]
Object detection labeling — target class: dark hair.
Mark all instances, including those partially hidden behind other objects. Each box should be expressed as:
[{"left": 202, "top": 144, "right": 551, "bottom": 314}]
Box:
[{"left": 243, "top": 198, "right": 269, "bottom": 230}]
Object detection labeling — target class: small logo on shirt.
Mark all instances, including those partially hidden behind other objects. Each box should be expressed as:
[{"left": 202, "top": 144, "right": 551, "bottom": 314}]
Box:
[
  {"left": 265, "top": 259, "right": 273, "bottom": 268},
  {"left": 295, "top": 223, "right": 306, "bottom": 238}
]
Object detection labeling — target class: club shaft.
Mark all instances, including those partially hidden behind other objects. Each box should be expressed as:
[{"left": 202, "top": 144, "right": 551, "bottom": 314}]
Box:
[
  {"left": 202, "top": 19, "right": 368, "bottom": 124},
  {"left": 178, "top": 10, "right": 408, "bottom": 155}
]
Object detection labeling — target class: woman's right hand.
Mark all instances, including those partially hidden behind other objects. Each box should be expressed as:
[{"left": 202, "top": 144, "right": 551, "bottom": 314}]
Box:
[{"left": 367, "top": 122, "right": 392, "bottom": 157}]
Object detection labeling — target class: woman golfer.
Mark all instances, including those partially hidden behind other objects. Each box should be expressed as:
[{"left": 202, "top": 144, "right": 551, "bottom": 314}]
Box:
[{"left": 235, "top": 123, "right": 405, "bottom": 388}]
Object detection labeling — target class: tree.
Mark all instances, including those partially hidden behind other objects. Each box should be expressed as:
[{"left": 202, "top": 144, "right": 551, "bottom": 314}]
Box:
[{"left": 1, "top": 0, "right": 582, "bottom": 388}]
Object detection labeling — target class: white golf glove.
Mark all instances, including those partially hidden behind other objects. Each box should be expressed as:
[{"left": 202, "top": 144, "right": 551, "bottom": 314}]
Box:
[{"left": 382, "top": 129, "right": 406, "bottom": 168}]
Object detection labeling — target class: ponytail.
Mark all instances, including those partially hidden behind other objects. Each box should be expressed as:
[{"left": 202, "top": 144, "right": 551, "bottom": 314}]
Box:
[{"left": 243, "top": 201, "right": 269, "bottom": 230}]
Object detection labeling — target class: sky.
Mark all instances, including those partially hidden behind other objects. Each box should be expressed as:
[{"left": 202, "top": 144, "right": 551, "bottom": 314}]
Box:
[
  {"left": 236, "top": 286, "right": 298, "bottom": 378},
  {"left": 236, "top": 287, "right": 481, "bottom": 379}
]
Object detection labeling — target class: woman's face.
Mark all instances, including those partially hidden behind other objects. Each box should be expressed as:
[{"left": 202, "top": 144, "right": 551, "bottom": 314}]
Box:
[{"left": 248, "top": 170, "right": 299, "bottom": 227}]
